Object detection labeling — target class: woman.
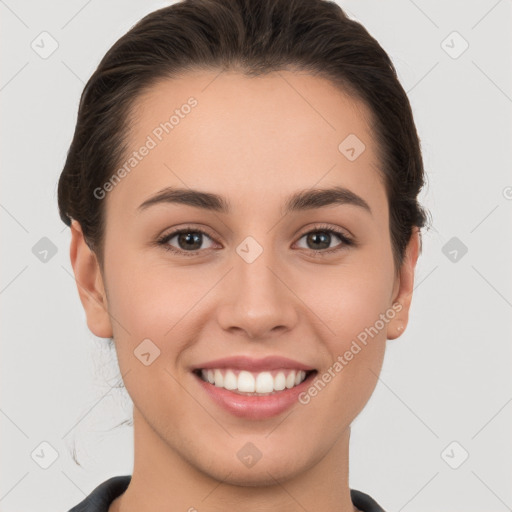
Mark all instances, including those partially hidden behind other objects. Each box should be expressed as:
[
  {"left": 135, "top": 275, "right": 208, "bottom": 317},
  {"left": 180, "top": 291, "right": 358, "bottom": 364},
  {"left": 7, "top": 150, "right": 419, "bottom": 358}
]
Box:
[{"left": 59, "top": 0, "right": 429, "bottom": 510}]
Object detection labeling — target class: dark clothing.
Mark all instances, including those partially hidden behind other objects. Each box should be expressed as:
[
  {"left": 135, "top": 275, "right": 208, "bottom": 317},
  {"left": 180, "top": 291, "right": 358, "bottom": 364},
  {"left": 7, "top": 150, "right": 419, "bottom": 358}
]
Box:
[{"left": 67, "top": 475, "right": 387, "bottom": 511}]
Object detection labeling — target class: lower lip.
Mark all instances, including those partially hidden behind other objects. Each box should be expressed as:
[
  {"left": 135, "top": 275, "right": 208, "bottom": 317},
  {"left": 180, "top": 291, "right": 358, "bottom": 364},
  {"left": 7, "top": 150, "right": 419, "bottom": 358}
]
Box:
[{"left": 192, "top": 371, "right": 317, "bottom": 420}]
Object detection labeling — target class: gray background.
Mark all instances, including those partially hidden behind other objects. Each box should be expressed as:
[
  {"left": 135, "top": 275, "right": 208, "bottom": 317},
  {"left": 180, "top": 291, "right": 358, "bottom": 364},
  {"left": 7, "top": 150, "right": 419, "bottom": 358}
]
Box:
[{"left": 1, "top": 1, "right": 511, "bottom": 511}]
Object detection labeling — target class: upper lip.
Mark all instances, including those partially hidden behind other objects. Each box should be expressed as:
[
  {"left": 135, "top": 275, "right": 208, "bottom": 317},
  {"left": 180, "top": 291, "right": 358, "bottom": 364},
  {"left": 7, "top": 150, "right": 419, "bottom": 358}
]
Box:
[{"left": 192, "top": 356, "right": 316, "bottom": 372}]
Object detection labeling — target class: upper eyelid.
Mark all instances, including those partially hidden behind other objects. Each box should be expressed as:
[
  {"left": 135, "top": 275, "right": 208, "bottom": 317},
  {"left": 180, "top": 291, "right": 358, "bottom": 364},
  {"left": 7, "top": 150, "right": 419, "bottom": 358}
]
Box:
[
  {"left": 160, "top": 225, "right": 217, "bottom": 242},
  {"left": 159, "top": 224, "right": 352, "bottom": 247}
]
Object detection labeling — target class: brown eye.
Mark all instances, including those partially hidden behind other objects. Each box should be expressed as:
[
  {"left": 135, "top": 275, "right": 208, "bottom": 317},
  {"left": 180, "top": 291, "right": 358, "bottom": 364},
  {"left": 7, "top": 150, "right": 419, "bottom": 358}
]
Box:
[
  {"left": 174, "top": 231, "right": 205, "bottom": 251},
  {"left": 295, "top": 225, "right": 354, "bottom": 256},
  {"left": 157, "top": 227, "right": 216, "bottom": 255},
  {"left": 302, "top": 231, "right": 334, "bottom": 250}
]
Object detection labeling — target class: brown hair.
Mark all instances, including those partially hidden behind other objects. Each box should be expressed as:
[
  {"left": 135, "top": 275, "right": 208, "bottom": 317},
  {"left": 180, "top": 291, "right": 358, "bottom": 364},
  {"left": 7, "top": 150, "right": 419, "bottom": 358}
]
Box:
[{"left": 58, "top": 0, "right": 430, "bottom": 274}]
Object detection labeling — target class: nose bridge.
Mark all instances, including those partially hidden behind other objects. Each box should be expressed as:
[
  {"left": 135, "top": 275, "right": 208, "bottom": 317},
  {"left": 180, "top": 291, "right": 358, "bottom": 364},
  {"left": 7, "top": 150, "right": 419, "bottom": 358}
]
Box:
[
  {"left": 216, "top": 232, "right": 297, "bottom": 337},
  {"left": 236, "top": 233, "right": 284, "bottom": 304}
]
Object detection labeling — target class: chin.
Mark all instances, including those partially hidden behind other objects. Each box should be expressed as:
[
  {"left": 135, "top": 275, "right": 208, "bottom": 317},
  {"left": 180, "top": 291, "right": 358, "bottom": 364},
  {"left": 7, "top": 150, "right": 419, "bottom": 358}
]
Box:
[
  {"left": 201, "top": 453, "right": 310, "bottom": 487},
  {"left": 215, "top": 467, "right": 299, "bottom": 487}
]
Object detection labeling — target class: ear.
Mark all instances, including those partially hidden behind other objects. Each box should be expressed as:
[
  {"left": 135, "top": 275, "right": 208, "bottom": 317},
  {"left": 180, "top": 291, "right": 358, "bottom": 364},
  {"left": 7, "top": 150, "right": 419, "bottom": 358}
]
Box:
[
  {"left": 387, "top": 226, "right": 421, "bottom": 340},
  {"left": 69, "top": 220, "right": 113, "bottom": 338}
]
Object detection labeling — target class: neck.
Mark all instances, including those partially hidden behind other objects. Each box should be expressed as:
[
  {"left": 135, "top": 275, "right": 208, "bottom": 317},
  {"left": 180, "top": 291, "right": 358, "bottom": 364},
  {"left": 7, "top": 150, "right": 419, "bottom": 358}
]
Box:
[{"left": 110, "top": 407, "right": 358, "bottom": 512}]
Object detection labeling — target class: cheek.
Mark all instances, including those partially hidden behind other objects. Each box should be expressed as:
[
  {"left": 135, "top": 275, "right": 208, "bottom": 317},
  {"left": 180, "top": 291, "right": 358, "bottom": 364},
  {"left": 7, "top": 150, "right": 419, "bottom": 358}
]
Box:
[
  {"left": 295, "top": 257, "right": 392, "bottom": 401},
  {"left": 296, "top": 269, "right": 390, "bottom": 432},
  {"left": 105, "top": 252, "right": 187, "bottom": 332},
  {"left": 103, "top": 258, "right": 192, "bottom": 423},
  {"left": 104, "top": 257, "right": 207, "bottom": 379},
  {"left": 299, "top": 257, "right": 395, "bottom": 340}
]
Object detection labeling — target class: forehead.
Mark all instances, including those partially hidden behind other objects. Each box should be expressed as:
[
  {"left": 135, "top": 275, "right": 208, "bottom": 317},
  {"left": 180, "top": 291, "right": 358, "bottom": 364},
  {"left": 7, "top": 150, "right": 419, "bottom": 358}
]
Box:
[{"left": 107, "top": 69, "right": 387, "bottom": 222}]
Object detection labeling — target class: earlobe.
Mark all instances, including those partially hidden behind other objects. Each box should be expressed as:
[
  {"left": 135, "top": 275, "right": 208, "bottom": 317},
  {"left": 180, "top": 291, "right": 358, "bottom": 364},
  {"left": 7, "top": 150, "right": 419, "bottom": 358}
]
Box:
[
  {"left": 387, "top": 227, "right": 421, "bottom": 340},
  {"left": 69, "top": 220, "right": 113, "bottom": 339}
]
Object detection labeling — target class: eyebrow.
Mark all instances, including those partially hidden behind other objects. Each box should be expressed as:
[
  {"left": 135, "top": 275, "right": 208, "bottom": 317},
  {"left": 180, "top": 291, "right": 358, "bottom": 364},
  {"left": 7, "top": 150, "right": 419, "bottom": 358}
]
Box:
[{"left": 137, "top": 185, "right": 372, "bottom": 216}]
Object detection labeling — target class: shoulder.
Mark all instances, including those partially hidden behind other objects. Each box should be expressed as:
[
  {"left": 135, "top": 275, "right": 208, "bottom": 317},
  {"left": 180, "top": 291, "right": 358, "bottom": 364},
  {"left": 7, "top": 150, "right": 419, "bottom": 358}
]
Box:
[
  {"left": 350, "top": 488, "right": 388, "bottom": 512},
  {"left": 67, "top": 475, "right": 131, "bottom": 512}
]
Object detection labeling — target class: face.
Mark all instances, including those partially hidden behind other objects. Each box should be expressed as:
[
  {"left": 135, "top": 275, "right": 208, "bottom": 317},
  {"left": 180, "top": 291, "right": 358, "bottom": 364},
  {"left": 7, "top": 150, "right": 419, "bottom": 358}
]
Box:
[{"left": 71, "top": 70, "right": 419, "bottom": 486}]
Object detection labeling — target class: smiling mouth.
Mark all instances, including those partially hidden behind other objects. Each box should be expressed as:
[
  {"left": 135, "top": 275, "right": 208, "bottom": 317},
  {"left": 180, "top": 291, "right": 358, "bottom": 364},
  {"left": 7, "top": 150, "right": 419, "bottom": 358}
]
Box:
[{"left": 192, "top": 368, "right": 317, "bottom": 396}]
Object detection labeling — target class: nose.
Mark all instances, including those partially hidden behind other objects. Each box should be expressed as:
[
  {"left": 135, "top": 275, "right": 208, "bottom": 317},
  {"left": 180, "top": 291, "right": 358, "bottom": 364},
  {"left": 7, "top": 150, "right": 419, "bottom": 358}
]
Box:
[{"left": 216, "top": 246, "right": 299, "bottom": 340}]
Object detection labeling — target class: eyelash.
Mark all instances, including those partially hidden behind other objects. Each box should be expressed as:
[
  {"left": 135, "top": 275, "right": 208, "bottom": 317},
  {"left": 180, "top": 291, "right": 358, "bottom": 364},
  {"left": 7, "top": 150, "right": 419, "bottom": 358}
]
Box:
[{"left": 155, "top": 223, "right": 355, "bottom": 258}]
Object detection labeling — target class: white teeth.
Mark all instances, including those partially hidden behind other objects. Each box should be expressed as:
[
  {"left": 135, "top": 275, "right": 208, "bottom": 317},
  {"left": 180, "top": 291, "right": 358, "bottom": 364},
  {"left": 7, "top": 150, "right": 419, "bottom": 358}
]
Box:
[
  {"left": 223, "top": 370, "right": 238, "bottom": 390},
  {"left": 274, "top": 372, "right": 286, "bottom": 391},
  {"left": 238, "top": 370, "right": 255, "bottom": 392},
  {"left": 214, "top": 369, "right": 224, "bottom": 387},
  {"left": 199, "top": 368, "right": 309, "bottom": 394},
  {"left": 255, "top": 372, "right": 274, "bottom": 393},
  {"left": 285, "top": 372, "right": 296, "bottom": 389}
]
